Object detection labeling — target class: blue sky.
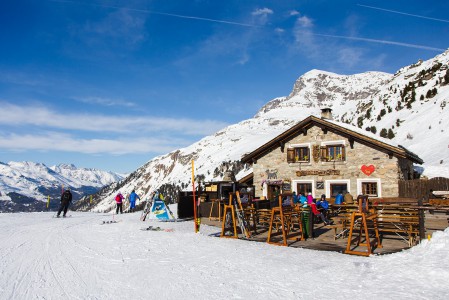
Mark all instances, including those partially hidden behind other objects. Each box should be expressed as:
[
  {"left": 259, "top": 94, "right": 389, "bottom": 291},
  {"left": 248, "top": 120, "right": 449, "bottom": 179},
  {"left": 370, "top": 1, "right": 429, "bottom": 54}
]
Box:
[{"left": 0, "top": 0, "right": 448, "bottom": 173}]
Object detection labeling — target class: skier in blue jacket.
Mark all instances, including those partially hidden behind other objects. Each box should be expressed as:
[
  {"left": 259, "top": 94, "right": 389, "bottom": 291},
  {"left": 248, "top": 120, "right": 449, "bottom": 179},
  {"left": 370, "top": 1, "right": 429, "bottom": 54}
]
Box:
[{"left": 128, "top": 190, "right": 141, "bottom": 213}]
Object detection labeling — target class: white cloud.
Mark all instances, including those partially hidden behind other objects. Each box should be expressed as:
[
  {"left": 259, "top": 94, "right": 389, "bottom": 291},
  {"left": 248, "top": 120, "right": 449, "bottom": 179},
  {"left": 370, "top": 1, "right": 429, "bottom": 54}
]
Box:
[
  {"left": 297, "top": 16, "right": 313, "bottom": 28},
  {"left": 289, "top": 10, "right": 300, "bottom": 16},
  {"left": 0, "top": 102, "right": 228, "bottom": 136},
  {"left": 0, "top": 132, "right": 186, "bottom": 155},
  {"left": 251, "top": 8, "right": 273, "bottom": 16},
  {"left": 251, "top": 7, "right": 273, "bottom": 26},
  {"left": 74, "top": 96, "right": 136, "bottom": 108}
]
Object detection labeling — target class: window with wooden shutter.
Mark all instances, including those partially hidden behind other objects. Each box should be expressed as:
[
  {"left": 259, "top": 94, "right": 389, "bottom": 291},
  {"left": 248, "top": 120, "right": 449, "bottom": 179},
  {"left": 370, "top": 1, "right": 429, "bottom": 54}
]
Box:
[
  {"left": 320, "top": 146, "right": 327, "bottom": 161},
  {"left": 321, "top": 144, "right": 346, "bottom": 161},
  {"left": 287, "top": 148, "right": 295, "bottom": 163},
  {"left": 287, "top": 147, "right": 310, "bottom": 162}
]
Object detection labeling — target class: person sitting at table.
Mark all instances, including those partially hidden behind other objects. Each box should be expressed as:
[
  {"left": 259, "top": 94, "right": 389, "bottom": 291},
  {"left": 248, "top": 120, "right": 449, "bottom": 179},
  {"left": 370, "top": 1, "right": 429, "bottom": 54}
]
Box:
[
  {"left": 316, "top": 194, "right": 330, "bottom": 217},
  {"left": 299, "top": 193, "right": 308, "bottom": 204},
  {"left": 334, "top": 192, "right": 344, "bottom": 205},
  {"left": 307, "top": 192, "right": 314, "bottom": 204},
  {"left": 344, "top": 191, "right": 354, "bottom": 204},
  {"left": 311, "top": 200, "right": 332, "bottom": 225},
  {"left": 282, "top": 195, "right": 292, "bottom": 206},
  {"left": 292, "top": 191, "right": 300, "bottom": 205}
]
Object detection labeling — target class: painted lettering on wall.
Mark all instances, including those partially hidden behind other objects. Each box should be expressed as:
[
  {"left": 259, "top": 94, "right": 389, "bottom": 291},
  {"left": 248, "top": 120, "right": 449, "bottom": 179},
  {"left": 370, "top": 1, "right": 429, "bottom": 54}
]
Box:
[{"left": 296, "top": 170, "right": 341, "bottom": 177}]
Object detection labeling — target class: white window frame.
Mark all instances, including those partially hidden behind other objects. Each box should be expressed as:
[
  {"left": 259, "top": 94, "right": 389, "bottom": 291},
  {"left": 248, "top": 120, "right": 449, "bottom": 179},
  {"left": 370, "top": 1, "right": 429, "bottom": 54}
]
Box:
[
  {"left": 320, "top": 140, "right": 347, "bottom": 162},
  {"left": 357, "top": 178, "right": 382, "bottom": 198},
  {"left": 320, "top": 140, "right": 346, "bottom": 146},
  {"left": 325, "top": 179, "right": 350, "bottom": 198}
]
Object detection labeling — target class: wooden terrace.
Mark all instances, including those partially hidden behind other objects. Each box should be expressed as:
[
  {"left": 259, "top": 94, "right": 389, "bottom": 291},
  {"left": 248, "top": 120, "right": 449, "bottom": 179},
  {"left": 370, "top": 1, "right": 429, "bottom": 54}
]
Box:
[{"left": 199, "top": 194, "right": 449, "bottom": 256}]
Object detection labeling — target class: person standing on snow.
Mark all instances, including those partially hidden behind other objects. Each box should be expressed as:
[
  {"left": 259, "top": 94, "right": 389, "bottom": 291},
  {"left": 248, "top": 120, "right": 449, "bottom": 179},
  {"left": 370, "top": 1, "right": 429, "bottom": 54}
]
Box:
[
  {"left": 128, "top": 190, "right": 140, "bottom": 213},
  {"left": 115, "top": 192, "right": 124, "bottom": 214},
  {"left": 57, "top": 188, "right": 72, "bottom": 218}
]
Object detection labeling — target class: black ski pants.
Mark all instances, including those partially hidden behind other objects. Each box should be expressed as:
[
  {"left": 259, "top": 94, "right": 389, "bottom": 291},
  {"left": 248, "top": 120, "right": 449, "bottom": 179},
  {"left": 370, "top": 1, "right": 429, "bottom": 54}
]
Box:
[
  {"left": 57, "top": 201, "right": 70, "bottom": 217},
  {"left": 116, "top": 203, "right": 123, "bottom": 214}
]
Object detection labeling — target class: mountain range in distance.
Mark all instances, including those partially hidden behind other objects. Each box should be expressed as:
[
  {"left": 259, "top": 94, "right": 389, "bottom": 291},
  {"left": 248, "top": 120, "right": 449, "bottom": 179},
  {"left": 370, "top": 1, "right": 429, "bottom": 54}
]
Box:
[{"left": 0, "top": 161, "right": 124, "bottom": 212}]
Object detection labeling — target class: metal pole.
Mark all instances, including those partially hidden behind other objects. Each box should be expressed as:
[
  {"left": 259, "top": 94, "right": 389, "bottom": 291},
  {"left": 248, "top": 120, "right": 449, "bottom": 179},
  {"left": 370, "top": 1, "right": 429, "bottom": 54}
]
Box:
[{"left": 418, "top": 197, "right": 425, "bottom": 241}]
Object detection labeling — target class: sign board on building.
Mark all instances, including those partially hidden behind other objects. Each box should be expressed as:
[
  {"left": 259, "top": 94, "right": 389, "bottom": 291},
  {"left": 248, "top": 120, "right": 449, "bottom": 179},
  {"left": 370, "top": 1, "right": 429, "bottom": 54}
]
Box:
[
  {"left": 316, "top": 181, "right": 324, "bottom": 189},
  {"left": 282, "top": 183, "right": 291, "bottom": 191},
  {"left": 296, "top": 170, "right": 341, "bottom": 177}
]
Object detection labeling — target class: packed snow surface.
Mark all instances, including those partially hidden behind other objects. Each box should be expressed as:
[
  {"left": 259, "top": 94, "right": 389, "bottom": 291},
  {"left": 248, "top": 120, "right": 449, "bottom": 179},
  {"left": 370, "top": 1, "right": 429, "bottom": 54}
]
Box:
[{"left": 1, "top": 210, "right": 448, "bottom": 299}]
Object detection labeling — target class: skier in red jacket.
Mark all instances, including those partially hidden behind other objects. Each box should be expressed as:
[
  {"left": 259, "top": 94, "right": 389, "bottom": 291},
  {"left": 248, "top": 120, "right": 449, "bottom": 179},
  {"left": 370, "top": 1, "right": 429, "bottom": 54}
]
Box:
[{"left": 115, "top": 192, "right": 124, "bottom": 214}]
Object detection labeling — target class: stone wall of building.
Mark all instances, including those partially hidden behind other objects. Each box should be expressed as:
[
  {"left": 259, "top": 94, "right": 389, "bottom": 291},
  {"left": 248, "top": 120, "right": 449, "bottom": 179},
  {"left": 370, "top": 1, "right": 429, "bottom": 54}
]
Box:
[{"left": 253, "top": 126, "right": 405, "bottom": 198}]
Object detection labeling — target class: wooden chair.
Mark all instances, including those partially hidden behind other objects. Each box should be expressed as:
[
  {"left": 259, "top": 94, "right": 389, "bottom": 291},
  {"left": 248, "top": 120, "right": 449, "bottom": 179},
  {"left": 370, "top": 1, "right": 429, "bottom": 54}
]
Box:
[
  {"left": 344, "top": 195, "right": 382, "bottom": 256},
  {"left": 267, "top": 193, "right": 304, "bottom": 246}
]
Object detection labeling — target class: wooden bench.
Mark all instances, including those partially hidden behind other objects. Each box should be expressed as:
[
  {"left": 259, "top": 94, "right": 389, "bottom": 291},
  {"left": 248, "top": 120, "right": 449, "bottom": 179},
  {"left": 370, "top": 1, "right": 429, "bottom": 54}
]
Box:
[
  {"left": 374, "top": 206, "right": 420, "bottom": 246},
  {"left": 327, "top": 214, "right": 351, "bottom": 240}
]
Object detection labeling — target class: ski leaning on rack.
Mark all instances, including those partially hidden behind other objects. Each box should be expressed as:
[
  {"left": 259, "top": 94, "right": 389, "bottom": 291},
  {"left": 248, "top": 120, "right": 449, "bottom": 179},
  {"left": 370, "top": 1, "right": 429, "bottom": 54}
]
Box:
[
  {"left": 234, "top": 192, "right": 251, "bottom": 239},
  {"left": 140, "top": 199, "right": 153, "bottom": 221}
]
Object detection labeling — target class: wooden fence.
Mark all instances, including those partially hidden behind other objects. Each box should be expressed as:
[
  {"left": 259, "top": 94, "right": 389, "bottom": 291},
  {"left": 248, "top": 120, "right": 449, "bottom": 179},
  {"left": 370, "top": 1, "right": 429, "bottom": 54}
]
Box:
[{"left": 399, "top": 177, "right": 449, "bottom": 199}]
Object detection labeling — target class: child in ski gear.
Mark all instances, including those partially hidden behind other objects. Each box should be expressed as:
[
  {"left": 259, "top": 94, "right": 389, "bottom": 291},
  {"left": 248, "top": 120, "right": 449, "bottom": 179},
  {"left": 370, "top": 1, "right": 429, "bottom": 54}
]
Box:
[
  {"left": 128, "top": 190, "right": 141, "bottom": 213},
  {"left": 57, "top": 189, "right": 72, "bottom": 217},
  {"left": 115, "top": 192, "right": 124, "bottom": 214}
]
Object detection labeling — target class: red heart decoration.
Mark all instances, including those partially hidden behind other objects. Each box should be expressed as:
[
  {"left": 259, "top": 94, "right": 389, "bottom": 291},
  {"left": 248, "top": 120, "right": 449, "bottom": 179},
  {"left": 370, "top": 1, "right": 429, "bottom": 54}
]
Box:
[{"left": 361, "top": 165, "right": 375, "bottom": 176}]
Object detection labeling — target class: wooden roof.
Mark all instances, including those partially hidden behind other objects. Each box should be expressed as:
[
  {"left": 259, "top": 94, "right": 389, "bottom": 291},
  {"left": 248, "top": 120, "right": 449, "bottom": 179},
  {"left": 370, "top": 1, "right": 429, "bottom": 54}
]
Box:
[{"left": 241, "top": 116, "right": 423, "bottom": 164}]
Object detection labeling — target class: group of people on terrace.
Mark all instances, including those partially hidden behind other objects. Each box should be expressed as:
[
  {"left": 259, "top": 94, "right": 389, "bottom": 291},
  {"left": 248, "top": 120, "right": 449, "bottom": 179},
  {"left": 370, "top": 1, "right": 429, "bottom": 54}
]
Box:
[{"left": 286, "top": 190, "right": 355, "bottom": 226}]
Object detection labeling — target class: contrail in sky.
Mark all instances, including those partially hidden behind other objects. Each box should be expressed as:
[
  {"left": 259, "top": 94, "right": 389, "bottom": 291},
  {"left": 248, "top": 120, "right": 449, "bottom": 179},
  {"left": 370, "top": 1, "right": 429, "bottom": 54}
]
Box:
[
  {"left": 313, "top": 33, "right": 446, "bottom": 52},
  {"left": 358, "top": 4, "right": 449, "bottom": 23},
  {"left": 49, "top": 0, "right": 260, "bottom": 28}
]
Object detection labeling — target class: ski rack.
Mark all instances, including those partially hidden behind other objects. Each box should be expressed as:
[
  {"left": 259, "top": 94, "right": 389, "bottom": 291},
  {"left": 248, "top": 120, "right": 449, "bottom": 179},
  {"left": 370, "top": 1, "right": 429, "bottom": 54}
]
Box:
[
  {"left": 344, "top": 195, "right": 382, "bottom": 256},
  {"left": 220, "top": 193, "right": 238, "bottom": 238},
  {"left": 267, "top": 193, "right": 304, "bottom": 246},
  {"left": 220, "top": 192, "right": 251, "bottom": 239}
]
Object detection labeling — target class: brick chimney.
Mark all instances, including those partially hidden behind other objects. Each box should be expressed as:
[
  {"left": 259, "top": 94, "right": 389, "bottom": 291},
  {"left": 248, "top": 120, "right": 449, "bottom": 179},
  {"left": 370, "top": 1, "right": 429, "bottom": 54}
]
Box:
[{"left": 320, "top": 108, "right": 333, "bottom": 120}]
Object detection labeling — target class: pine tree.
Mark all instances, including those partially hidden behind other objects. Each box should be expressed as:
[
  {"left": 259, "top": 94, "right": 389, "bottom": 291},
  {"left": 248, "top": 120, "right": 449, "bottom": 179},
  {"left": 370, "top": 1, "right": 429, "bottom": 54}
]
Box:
[
  {"left": 380, "top": 128, "right": 388, "bottom": 138},
  {"left": 387, "top": 129, "right": 395, "bottom": 139}
]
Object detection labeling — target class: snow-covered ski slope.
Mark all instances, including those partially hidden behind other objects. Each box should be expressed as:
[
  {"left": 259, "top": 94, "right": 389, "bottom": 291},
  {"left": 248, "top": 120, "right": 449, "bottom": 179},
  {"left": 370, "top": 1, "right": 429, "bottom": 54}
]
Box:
[{"left": 1, "top": 211, "right": 448, "bottom": 299}]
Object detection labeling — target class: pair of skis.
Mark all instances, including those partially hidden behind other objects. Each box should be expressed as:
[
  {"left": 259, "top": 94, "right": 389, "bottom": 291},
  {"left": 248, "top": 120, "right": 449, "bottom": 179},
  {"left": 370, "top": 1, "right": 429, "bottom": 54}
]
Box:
[
  {"left": 234, "top": 192, "right": 251, "bottom": 239},
  {"left": 140, "top": 226, "right": 174, "bottom": 232},
  {"left": 140, "top": 199, "right": 153, "bottom": 221}
]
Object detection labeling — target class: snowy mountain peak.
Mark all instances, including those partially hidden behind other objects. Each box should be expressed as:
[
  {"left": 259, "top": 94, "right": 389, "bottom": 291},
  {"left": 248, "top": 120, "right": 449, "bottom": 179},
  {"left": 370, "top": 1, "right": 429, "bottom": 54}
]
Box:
[{"left": 0, "top": 161, "right": 124, "bottom": 211}]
